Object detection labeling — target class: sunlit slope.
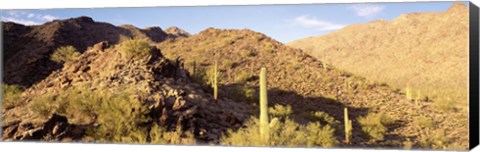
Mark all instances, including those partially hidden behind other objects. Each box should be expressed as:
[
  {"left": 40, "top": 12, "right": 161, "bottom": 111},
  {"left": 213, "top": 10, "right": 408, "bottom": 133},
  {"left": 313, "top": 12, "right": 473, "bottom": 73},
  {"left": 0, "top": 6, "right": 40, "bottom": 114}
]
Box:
[{"left": 288, "top": 3, "right": 469, "bottom": 109}]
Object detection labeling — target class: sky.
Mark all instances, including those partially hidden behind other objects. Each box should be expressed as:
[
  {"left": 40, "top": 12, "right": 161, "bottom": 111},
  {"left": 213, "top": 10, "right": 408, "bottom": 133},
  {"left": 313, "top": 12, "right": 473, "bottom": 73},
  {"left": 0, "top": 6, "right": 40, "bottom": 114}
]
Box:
[{"left": 0, "top": 1, "right": 468, "bottom": 43}]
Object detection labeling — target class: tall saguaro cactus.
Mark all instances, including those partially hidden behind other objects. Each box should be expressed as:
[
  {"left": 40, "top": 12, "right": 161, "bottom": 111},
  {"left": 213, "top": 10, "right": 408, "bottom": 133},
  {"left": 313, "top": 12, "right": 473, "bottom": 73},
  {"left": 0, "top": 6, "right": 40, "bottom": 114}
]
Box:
[
  {"left": 344, "top": 107, "right": 352, "bottom": 144},
  {"left": 213, "top": 60, "right": 218, "bottom": 101},
  {"left": 259, "top": 68, "right": 269, "bottom": 144}
]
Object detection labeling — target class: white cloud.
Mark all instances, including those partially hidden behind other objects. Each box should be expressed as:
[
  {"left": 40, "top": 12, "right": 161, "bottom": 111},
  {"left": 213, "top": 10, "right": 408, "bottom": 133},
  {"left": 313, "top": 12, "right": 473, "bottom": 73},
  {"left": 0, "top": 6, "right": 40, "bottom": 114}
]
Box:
[
  {"left": 348, "top": 4, "right": 385, "bottom": 17},
  {"left": 40, "top": 15, "right": 57, "bottom": 21},
  {"left": 27, "top": 13, "right": 35, "bottom": 18},
  {"left": 292, "top": 15, "right": 345, "bottom": 31},
  {"left": 1, "top": 16, "right": 41, "bottom": 25},
  {"left": 1, "top": 11, "right": 58, "bottom": 25}
]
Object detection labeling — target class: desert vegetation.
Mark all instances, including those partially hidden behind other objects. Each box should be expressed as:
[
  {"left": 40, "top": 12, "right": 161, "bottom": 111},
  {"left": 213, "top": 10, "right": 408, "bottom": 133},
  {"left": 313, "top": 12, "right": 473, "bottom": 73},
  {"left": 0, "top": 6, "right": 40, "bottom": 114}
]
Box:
[
  {"left": 1, "top": 4, "right": 471, "bottom": 150},
  {"left": 221, "top": 69, "right": 337, "bottom": 147},
  {"left": 50, "top": 45, "right": 81, "bottom": 63}
]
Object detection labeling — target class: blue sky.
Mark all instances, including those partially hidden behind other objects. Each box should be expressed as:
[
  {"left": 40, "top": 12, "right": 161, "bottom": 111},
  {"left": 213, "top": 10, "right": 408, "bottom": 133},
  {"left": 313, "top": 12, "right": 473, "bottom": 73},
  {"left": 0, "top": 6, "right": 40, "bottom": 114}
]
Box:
[{"left": 0, "top": 1, "right": 468, "bottom": 43}]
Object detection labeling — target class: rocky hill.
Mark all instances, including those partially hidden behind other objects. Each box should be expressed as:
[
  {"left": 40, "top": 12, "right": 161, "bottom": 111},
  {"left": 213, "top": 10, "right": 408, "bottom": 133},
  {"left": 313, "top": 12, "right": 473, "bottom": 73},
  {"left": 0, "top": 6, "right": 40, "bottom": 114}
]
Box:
[
  {"left": 287, "top": 3, "right": 469, "bottom": 111},
  {"left": 2, "top": 40, "right": 251, "bottom": 144},
  {"left": 165, "top": 26, "right": 191, "bottom": 38},
  {"left": 2, "top": 16, "right": 169, "bottom": 88},
  {"left": 157, "top": 28, "right": 468, "bottom": 149}
]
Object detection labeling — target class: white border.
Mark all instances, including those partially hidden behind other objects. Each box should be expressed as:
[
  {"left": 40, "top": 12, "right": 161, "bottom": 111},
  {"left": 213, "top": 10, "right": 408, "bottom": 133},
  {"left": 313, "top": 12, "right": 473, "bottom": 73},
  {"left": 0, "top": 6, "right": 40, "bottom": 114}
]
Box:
[
  {"left": 0, "top": 0, "right": 473, "bottom": 9},
  {"left": 1, "top": 0, "right": 479, "bottom": 152}
]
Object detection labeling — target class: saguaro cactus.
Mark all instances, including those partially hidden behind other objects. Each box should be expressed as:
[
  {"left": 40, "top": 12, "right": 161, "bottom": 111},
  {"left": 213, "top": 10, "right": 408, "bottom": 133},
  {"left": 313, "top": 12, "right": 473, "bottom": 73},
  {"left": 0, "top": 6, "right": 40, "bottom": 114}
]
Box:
[
  {"left": 213, "top": 60, "right": 218, "bottom": 101},
  {"left": 259, "top": 68, "right": 269, "bottom": 144},
  {"left": 344, "top": 107, "right": 352, "bottom": 144},
  {"left": 405, "top": 86, "right": 412, "bottom": 101}
]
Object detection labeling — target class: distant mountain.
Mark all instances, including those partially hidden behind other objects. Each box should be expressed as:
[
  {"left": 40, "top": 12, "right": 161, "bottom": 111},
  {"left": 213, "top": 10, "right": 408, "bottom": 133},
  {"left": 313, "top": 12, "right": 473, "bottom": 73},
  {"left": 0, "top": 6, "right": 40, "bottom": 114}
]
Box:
[
  {"left": 164, "top": 26, "right": 191, "bottom": 38},
  {"left": 288, "top": 3, "right": 469, "bottom": 107},
  {"left": 2, "top": 16, "right": 169, "bottom": 87}
]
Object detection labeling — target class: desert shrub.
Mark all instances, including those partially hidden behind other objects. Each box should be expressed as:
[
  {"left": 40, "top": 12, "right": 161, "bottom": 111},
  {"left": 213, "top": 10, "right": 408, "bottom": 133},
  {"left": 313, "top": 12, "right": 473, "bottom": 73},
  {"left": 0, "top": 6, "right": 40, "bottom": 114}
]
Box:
[
  {"left": 190, "top": 66, "right": 220, "bottom": 92},
  {"left": 222, "top": 60, "right": 235, "bottom": 69},
  {"left": 264, "top": 42, "right": 275, "bottom": 54},
  {"left": 221, "top": 116, "right": 338, "bottom": 147},
  {"left": 149, "top": 123, "right": 196, "bottom": 145},
  {"left": 298, "top": 111, "right": 340, "bottom": 126},
  {"left": 268, "top": 104, "right": 292, "bottom": 117},
  {"left": 312, "top": 111, "right": 340, "bottom": 126},
  {"left": 235, "top": 72, "right": 255, "bottom": 84},
  {"left": 26, "top": 86, "right": 151, "bottom": 143},
  {"left": 240, "top": 49, "right": 256, "bottom": 57},
  {"left": 118, "top": 38, "right": 153, "bottom": 60},
  {"left": 229, "top": 85, "right": 258, "bottom": 104},
  {"left": 433, "top": 97, "right": 457, "bottom": 112},
  {"left": 415, "top": 116, "right": 435, "bottom": 128},
  {"left": 50, "top": 45, "right": 80, "bottom": 63},
  {"left": 357, "top": 112, "right": 395, "bottom": 141},
  {"left": 70, "top": 88, "right": 151, "bottom": 143},
  {"left": 2, "top": 84, "right": 24, "bottom": 109},
  {"left": 418, "top": 129, "right": 461, "bottom": 150}
]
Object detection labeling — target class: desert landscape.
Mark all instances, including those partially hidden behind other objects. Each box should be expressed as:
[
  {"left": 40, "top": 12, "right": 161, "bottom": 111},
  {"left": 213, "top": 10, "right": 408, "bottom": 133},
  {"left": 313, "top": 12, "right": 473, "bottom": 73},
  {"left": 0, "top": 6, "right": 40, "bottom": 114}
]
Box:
[{"left": 1, "top": 2, "right": 470, "bottom": 150}]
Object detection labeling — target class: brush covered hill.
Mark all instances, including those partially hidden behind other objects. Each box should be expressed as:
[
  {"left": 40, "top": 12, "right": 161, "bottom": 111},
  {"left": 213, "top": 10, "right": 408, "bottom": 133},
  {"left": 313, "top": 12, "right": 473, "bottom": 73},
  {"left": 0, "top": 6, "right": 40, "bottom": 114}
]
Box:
[
  {"left": 157, "top": 28, "right": 468, "bottom": 149},
  {"left": 2, "top": 16, "right": 169, "bottom": 88},
  {"left": 2, "top": 40, "right": 251, "bottom": 144},
  {"left": 287, "top": 3, "right": 469, "bottom": 111}
]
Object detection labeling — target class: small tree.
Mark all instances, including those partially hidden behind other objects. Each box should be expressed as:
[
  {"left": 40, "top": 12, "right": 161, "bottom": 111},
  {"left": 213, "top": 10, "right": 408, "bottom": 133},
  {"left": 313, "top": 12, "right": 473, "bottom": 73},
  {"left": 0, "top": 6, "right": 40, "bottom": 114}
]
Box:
[{"left": 50, "top": 45, "right": 80, "bottom": 63}]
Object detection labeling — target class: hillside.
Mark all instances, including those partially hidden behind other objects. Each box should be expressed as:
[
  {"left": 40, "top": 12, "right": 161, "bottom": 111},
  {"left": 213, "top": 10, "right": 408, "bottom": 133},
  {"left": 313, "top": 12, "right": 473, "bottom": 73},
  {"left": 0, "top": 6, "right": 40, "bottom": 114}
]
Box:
[
  {"left": 287, "top": 3, "right": 469, "bottom": 112},
  {"left": 2, "top": 16, "right": 169, "bottom": 88},
  {"left": 157, "top": 28, "right": 468, "bottom": 149},
  {"left": 2, "top": 40, "right": 251, "bottom": 144},
  {"left": 1, "top": 16, "right": 469, "bottom": 150}
]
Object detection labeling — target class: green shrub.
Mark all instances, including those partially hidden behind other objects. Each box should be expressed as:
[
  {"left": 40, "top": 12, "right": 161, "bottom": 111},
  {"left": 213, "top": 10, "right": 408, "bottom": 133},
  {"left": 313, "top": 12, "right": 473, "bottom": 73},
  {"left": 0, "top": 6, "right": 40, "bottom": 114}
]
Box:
[
  {"left": 229, "top": 85, "right": 258, "bottom": 104},
  {"left": 268, "top": 104, "right": 293, "bottom": 117},
  {"left": 149, "top": 123, "right": 196, "bottom": 145},
  {"left": 29, "top": 94, "right": 57, "bottom": 119},
  {"left": 235, "top": 72, "right": 255, "bottom": 84},
  {"left": 240, "top": 49, "right": 256, "bottom": 57},
  {"left": 357, "top": 112, "right": 395, "bottom": 141},
  {"left": 23, "top": 84, "right": 201, "bottom": 144},
  {"left": 433, "top": 98, "right": 457, "bottom": 112},
  {"left": 415, "top": 116, "right": 435, "bottom": 128},
  {"left": 264, "top": 42, "right": 275, "bottom": 54},
  {"left": 312, "top": 111, "right": 340, "bottom": 126},
  {"left": 418, "top": 129, "right": 459, "bottom": 150},
  {"left": 50, "top": 45, "right": 80, "bottom": 63},
  {"left": 118, "top": 39, "right": 153, "bottom": 60},
  {"left": 221, "top": 116, "right": 338, "bottom": 147},
  {"left": 2, "top": 84, "right": 24, "bottom": 109}
]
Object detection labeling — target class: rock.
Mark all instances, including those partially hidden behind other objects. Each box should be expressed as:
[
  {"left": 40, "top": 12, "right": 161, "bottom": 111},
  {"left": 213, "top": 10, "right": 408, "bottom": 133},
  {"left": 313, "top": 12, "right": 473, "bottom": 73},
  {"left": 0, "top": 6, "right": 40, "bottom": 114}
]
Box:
[{"left": 172, "top": 98, "right": 186, "bottom": 110}]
